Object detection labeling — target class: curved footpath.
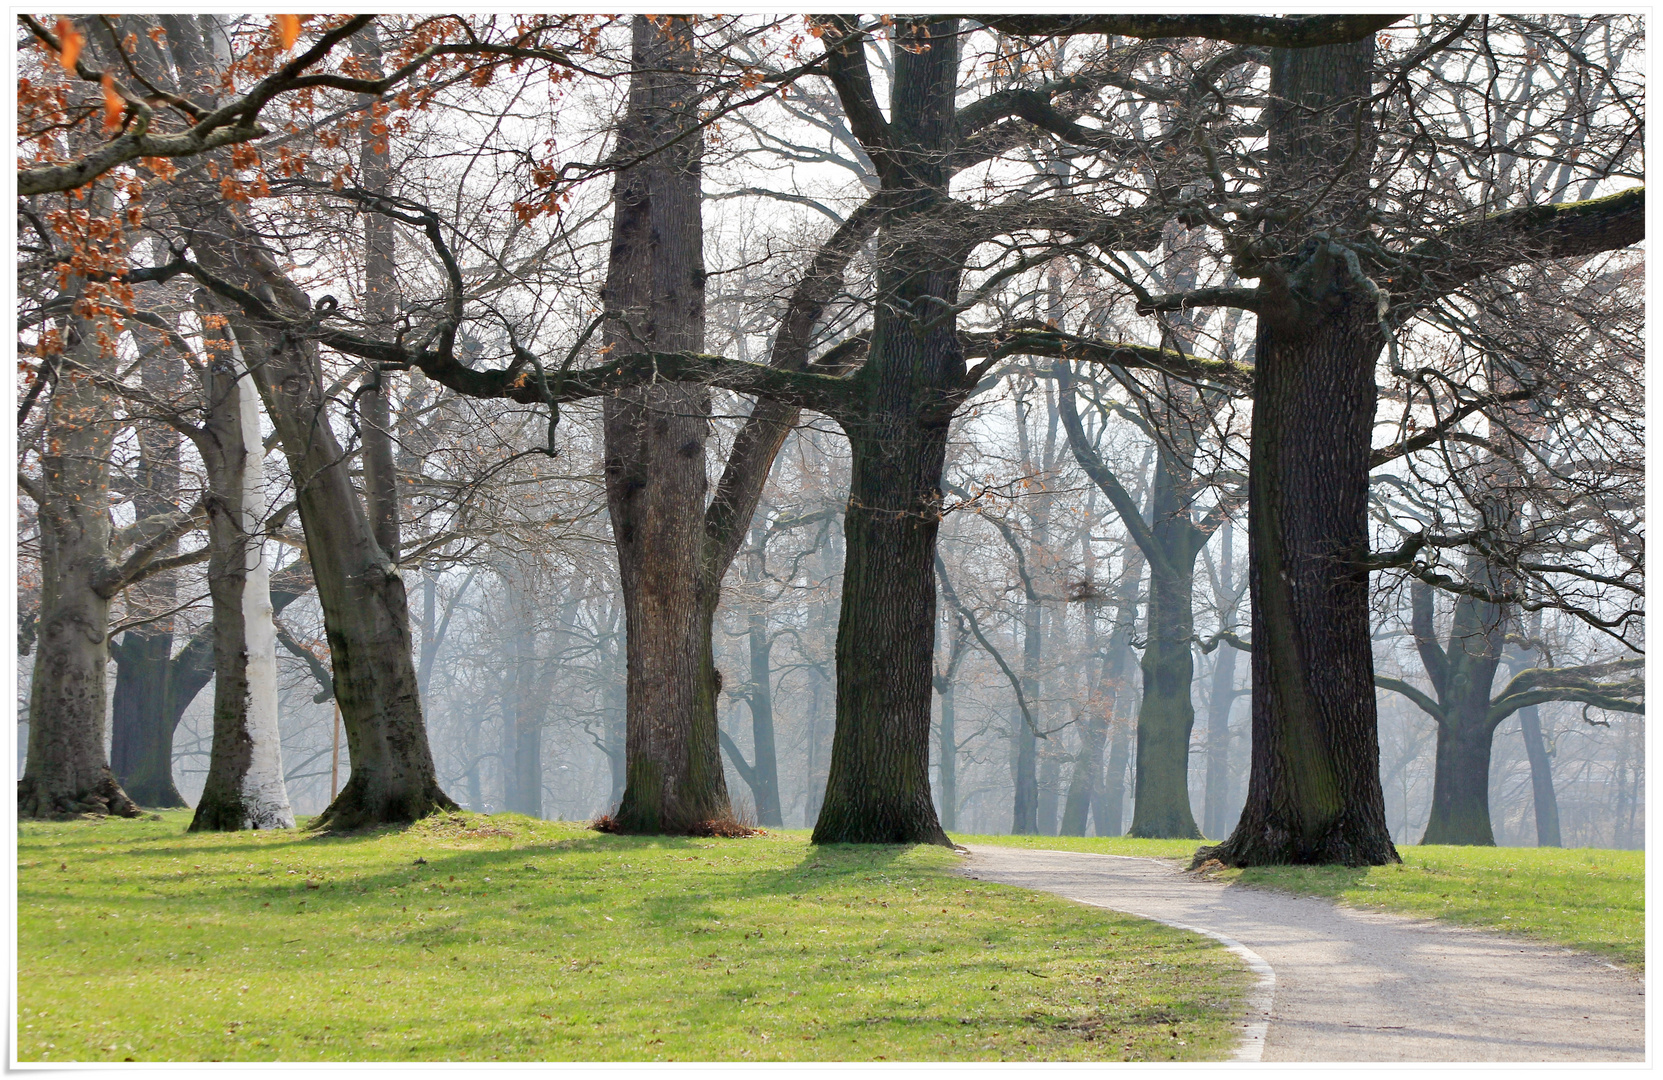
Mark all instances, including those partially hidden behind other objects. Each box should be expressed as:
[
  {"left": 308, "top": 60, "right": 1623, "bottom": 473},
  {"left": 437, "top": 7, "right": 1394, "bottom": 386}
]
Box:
[{"left": 961, "top": 845, "right": 1644, "bottom": 1063}]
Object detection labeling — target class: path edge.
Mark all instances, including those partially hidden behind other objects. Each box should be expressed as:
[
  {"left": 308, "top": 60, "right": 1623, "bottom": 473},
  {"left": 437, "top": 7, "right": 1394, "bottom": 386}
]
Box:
[{"left": 959, "top": 846, "right": 1276, "bottom": 1063}]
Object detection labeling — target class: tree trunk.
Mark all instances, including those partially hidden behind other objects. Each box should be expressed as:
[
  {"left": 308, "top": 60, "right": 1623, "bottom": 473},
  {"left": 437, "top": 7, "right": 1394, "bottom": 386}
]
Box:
[
  {"left": 1011, "top": 599, "right": 1042, "bottom": 834},
  {"left": 1202, "top": 523, "right": 1240, "bottom": 839},
  {"left": 18, "top": 300, "right": 140, "bottom": 819},
  {"left": 1099, "top": 723, "right": 1132, "bottom": 837},
  {"left": 605, "top": 16, "right": 731, "bottom": 834},
  {"left": 742, "top": 609, "right": 784, "bottom": 827},
  {"left": 935, "top": 678, "right": 958, "bottom": 833},
  {"left": 1419, "top": 709, "right": 1496, "bottom": 846},
  {"left": 191, "top": 337, "right": 295, "bottom": 830},
  {"left": 1130, "top": 522, "right": 1201, "bottom": 838},
  {"left": 110, "top": 339, "right": 184, "bottom": 807},
  {"left": 1202, "top": 39, "right": 1397, "bottom": 867},
  {"left": 185, "top": 227, "right": 455, "bottom": 830},
  {"left": 1201, "top": 641, "right": 1240, "bottom": 840},
  {"left": 1206, "top": 300, "right": 1396, "bottom": 865},
  {"left": 1063, "top": 555, "right": 1140, "bottom": 835},
  {"left": 109, "top": 633, "right": 185, "bottom": 807},
  {"left": 1518, "top": 704, "right": 1561, "bottom": 847}
]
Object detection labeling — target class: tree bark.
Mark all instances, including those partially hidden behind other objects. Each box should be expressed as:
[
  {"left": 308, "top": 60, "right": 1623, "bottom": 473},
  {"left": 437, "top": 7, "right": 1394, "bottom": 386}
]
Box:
[
  {"left": 1201, "top": 38, "right": 1398, "bottom": 867},
  {"left": 605, "top": 16, "right": 731, "bottom": 834},
  {"left": 190, "top": 328, "right": 295, "bottom": 830},
  {"left": 18, "top": 301, "right": 141, "bottom": 820}
]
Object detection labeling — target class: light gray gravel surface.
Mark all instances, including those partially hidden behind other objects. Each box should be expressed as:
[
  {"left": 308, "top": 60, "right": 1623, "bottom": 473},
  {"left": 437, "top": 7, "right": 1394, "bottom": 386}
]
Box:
[{"left": 961, "top": 844, "right": 1645, "bottom": 1062}]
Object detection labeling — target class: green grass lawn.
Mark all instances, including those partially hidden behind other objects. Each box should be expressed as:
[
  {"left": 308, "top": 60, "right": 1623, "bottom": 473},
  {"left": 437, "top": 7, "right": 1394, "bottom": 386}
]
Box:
[
  {"left": 966, "top": 834, "right": 1644, "bottom": 969},
  {"left": 17, "top": 812, "right": 1249, "bottom": 1063}
]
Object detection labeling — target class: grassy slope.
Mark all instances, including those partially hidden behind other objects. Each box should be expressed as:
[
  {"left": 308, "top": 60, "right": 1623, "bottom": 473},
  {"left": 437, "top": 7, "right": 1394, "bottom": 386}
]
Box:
[
  {"left": 965, "top": 834, "right": 1644, "bottom": 968},
  {"left": 17, "top": 813, "right": 1248, "bottom": 1063}
]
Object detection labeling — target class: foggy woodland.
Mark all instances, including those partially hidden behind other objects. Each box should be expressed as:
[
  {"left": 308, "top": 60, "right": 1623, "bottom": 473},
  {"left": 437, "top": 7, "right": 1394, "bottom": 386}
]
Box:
[{"left": 16, "top": 14, "right": 1643, "bottom": 857}]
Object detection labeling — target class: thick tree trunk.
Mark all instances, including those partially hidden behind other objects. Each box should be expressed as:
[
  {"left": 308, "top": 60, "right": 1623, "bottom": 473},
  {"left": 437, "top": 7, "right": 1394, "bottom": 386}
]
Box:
[
  {"left": 18, "top": 304, "right": 140, "bottom": 820},
  {"left": 1420, "top": 710, "right": 1496, "bottom": 845},
  {"left": 1205, "top": 302, "right": 1396, "bottom": 865},
  {"left": 814, "top": 421, "right": 952, "bottom": 844},
  {"left": 185, "top": 226, "right": 455, "bottom": 830},
  {"left": 605, "top": 16, "right": 731, "bottom": 834},
  {"left": 191, "top": 334, "right": 295, "bottom": 830},
  {"left": 1518, "top": 704, "right": 1562, "bottom": 847},
  {"left": 110, "top": 633, "right": 185, "bottom": 807},
  {"left": 1201, "top": 38, "right": 1397, "bottom": 867},
  {"left": 110, "top": 341, "right": 184, "bottom": 807}
]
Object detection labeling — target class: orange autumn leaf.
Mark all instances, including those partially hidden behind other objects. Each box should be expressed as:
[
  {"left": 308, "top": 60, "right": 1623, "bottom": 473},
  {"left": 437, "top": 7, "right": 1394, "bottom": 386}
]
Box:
[
  {"left": 55, "top": 18, "right": 84, "bottom": 71},
  {"left": 100, "top": 73, "right": 124, "bottom": 132},
  {"left": 274, "top": 14, "right": 301, "bottom": 51}
]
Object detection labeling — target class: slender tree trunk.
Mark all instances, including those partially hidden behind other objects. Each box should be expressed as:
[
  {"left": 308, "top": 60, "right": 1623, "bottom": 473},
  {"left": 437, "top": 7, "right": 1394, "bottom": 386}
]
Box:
[
  {"left": 1202, "top": 642, "right": 1240, "bottom": 840},
  {"left": 1012, "top": 600, "right": 1042, "bottom": 834},
  {"left": 605, "top": 16, "right": 730, "bottom": 834},
  {"left": 1204, "top": 39, "right": 1398, "bottom": 867},
  {"left": 1518, "top": 704, "right": 1561, "bottom": 847},
  {"left": 1063, "top": 554, "right": 1140, "bottom": 835},
  {"left": 354, "top": 23, "right": 402, "bottom": 562},
  {"left": 936, "top": 678, "right": 958, "bottom": 832},
  {"left": 1202, "top": 523, "right": 1239, "bottom": 839},
  {"left": 742, "top": 610, "right": 784, "bottom": 827},
  {"left": 191, "top": 334, "right": 295, "bottom": 830},
  {"left": 1100, "top": 724, "right": 1132, "bottom": 837}
]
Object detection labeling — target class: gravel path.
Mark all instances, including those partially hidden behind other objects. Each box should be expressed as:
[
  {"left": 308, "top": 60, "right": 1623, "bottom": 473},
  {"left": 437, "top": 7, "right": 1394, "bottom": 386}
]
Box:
[{"left": 961, "top": 845, "right": 1644, "bottom": 1062}]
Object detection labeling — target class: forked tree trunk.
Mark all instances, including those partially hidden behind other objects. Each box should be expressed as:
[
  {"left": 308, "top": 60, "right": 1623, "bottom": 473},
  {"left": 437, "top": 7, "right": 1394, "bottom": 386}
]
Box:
[
  {"left": 810, "top": 19, "right": 961, "bottom": 846},
  {"left": 605, "top": 16, "right": 731, "bottom": 833},
  {"left": 191, "top": 335, "right": 294, "bottom": 830}
]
